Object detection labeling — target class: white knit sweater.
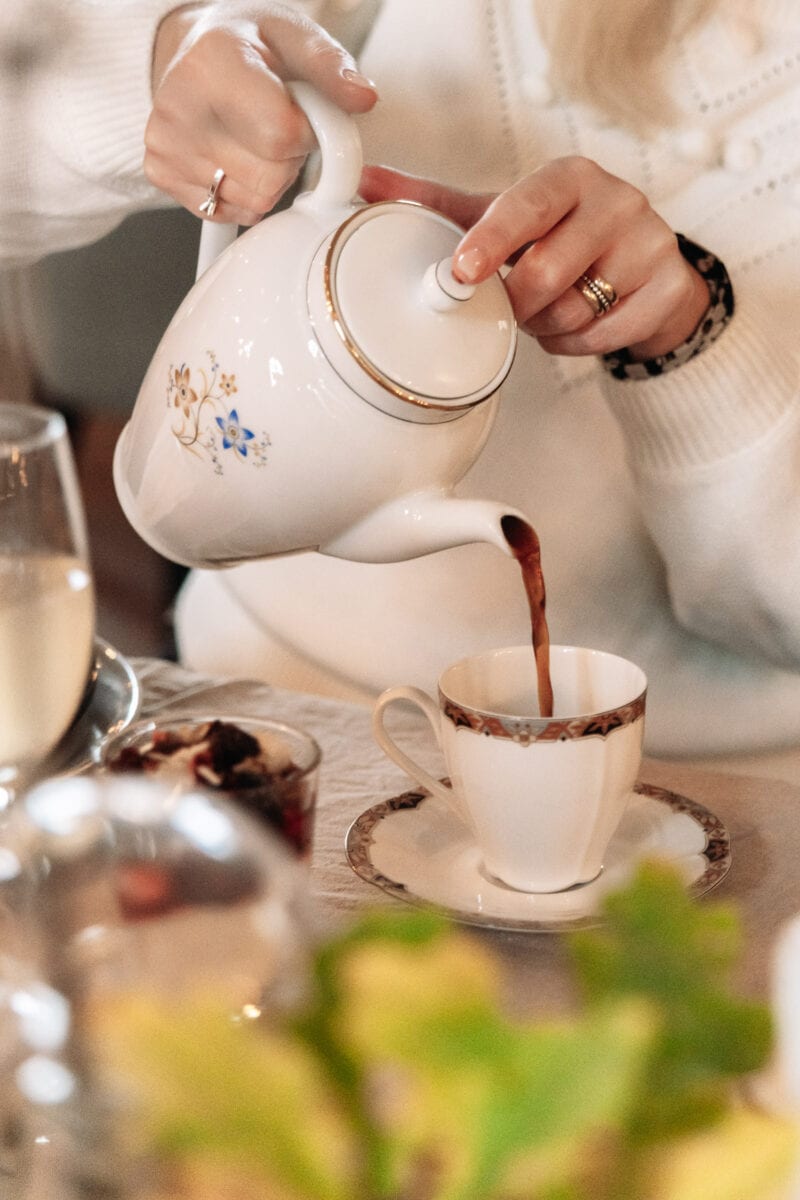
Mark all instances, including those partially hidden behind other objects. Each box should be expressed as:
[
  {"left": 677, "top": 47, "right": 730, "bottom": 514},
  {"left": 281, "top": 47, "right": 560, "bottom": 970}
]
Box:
[
  {"left": 3, "top": 0, "right": 175, "bottom": 263},
  {"left": 6, "top": 0, "right": 800, "bottom": 755}
]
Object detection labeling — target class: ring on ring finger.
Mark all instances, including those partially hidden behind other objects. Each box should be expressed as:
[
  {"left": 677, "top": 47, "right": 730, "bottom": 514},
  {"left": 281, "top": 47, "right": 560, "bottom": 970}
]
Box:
[{"left": 575, "top": 272, "right": 618, "bottom": 319}]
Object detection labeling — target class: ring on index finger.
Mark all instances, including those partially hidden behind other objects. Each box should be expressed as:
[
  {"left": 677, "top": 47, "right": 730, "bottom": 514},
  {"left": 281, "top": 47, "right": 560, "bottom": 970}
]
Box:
[{"left": 575, "top": 272, "right": 618, "bottom": 318}]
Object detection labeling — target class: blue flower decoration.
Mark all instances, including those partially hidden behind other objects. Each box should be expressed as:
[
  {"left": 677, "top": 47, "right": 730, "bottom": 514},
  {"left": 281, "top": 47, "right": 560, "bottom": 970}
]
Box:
[{"left": 215, "top": 409, "right": 255, "bottom": 459}]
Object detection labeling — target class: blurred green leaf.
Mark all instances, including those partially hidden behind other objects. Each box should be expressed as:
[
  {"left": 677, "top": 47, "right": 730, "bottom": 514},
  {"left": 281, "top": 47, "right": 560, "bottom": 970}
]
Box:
[
  {"left": 97, "top": 996, "right": 359, "bottom": 1200},
  {"left": 569, "top": 860, "right": 774, "bottom": 1145},
  {"left": 294, "top": 910, "right": 657, "bottom": 1200},
  {"left": 451, "top": 1001, "right": 657, "bottom": 1200}
]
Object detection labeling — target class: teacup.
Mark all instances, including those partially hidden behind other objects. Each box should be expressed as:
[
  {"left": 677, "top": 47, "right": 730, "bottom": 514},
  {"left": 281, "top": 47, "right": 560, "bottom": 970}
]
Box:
[{"left": 372, "top": 644, "right": 647, "bottom": 893}]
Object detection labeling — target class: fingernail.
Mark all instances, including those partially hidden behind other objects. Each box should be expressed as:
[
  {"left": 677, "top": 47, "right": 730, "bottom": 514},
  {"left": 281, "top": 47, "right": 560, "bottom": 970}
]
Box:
[
  {"left": 454, "top": 246, "right": 486, "bottom": 284},
  {"left": 342, "top": 67, "right": 377, "bottom": 91}
]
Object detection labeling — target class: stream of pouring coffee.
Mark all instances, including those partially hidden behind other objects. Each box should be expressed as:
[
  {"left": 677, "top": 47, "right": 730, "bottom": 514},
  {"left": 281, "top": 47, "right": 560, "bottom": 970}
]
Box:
[{"left": 501, "top": 515, "right": 554, "bottom": 718}]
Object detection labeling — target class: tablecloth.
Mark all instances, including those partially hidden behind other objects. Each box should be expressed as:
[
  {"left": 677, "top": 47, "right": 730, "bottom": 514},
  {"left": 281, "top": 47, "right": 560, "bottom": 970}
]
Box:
[{"left": 132, "top": 657, "right": 800, "bottom": 1016}]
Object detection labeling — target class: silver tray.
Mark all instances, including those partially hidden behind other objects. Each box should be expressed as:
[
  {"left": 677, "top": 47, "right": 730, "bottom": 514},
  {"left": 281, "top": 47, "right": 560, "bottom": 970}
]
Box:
[{"left": 33, "top": 637, "right": 141, "bottom": 782}]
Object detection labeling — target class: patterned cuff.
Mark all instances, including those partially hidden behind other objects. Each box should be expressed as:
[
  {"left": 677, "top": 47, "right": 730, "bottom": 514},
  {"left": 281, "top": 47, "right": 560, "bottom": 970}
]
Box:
[{"left": 601, "top": 234, "right": 735, "bottom": 381}]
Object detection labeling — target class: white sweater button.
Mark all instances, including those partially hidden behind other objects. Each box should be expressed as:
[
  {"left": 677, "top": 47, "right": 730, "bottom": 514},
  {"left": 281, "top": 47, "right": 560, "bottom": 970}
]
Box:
[
  {"left": 520, "top": 71, "right": 554, "bottom": 106},
  {"left": 673, "top": 128, "right": 718, "bottom": 165}
]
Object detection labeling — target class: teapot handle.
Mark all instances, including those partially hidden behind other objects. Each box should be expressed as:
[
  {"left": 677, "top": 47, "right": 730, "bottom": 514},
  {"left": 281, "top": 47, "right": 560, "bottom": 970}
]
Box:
[{"left": 195, "top": 80, "right": 364, "bottom": 280}]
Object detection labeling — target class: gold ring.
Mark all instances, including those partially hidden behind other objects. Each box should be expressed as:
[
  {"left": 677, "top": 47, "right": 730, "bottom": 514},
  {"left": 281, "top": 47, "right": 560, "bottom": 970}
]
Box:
[
  {"left": 198, "top": 167, "right": 225, "bottom": 218},
  {"left": 575, "top": 272, "right": 618, "bottom": 318}
]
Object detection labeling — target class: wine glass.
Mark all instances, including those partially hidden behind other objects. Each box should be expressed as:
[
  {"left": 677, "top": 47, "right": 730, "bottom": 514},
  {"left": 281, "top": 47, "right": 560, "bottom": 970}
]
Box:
[{"left": 0, "top": 403, "right": 95, "bottom": 806}]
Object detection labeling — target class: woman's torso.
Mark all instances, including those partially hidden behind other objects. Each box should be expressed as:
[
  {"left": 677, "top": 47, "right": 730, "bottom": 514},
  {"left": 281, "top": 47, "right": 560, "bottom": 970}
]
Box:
[{"left": 199, "top": 0, "right": 800, "bottom": 755}]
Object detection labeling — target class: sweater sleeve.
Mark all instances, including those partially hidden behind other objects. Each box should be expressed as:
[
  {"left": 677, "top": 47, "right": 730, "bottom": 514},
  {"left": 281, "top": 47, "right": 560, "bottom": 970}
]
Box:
[
  {"left": 3, "top": 0, "right": 183, "bottom": 263},
  {"left": 601, "top": 276, "right": 800, "bottom": 668}
]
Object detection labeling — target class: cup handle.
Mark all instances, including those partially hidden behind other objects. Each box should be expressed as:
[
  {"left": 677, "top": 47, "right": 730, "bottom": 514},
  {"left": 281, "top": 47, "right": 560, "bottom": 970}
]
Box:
[{"left": 372, "top": 686, "right": 461, "bottom": 811}]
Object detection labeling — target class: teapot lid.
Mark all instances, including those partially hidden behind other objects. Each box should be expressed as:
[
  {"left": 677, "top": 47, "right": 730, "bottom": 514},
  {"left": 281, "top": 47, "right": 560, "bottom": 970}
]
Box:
[{"left": 307, "top": 201, "right": 517, "bottom": 423}]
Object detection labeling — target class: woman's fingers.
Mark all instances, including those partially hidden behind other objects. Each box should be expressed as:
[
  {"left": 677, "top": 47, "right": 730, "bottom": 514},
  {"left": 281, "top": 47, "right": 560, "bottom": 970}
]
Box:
[
  {"left": 450, "top": 157, "right": 709, "bottom": 357},
  {"left": 511, "top": 212, "right": 674, "bottom": 331},
  {"left": 247, "top": 5, "right": 378, "bottom": 111},
  {"left": 359, "top": 164, "right": 493, "bottom": 229},
  {"left": 146, "top": 126, "right": 308, "bottom": 226},
  {"left": 146, "top": 2, "right": 378, "bottom": 221},
  {"left": 452, "top": 157, "right": 596, "bottom": 283},
  {"left": 532, "top": 256, "right": 705, "bottom": 357}
]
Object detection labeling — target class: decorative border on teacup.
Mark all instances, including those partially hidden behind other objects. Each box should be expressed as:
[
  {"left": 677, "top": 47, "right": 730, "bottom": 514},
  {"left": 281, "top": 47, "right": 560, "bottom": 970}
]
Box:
[{"left": 440, "top": 691, "right": 646, "bottom": 744}]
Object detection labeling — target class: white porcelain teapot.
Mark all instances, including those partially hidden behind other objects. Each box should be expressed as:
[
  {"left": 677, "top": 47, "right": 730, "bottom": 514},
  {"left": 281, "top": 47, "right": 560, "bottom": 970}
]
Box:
[{"left": 113, "top": 83, "right": 529, "bottom": 569}]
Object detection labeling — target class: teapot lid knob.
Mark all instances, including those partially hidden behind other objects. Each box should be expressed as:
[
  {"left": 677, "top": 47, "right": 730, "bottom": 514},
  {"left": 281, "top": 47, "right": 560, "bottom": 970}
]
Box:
[
  {"left": 308, "top": 201, "right": 517, "bottom": 423},
  {"left": 420, "top": 258, "right": 476, "bottom": 312}
]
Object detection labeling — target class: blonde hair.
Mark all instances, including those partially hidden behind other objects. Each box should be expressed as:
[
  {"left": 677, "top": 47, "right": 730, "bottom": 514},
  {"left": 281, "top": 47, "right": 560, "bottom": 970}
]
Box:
[{"left": 534, "top": 0, "right": 719, "bottom": 132}]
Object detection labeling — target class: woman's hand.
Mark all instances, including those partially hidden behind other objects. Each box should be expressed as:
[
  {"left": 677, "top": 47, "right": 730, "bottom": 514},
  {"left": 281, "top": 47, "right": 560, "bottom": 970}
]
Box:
[
  {"left": 360, "top": 160, "right": 710, "bottom": 361},
  {"left": 147, "top": 2, "right": 378, "bottom": 227}
]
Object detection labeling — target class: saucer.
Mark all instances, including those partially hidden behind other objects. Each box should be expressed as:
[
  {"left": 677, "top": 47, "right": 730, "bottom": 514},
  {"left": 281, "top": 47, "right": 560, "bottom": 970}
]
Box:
[{"left": 345, "top": 782, "right": 731, "bottom": 932}]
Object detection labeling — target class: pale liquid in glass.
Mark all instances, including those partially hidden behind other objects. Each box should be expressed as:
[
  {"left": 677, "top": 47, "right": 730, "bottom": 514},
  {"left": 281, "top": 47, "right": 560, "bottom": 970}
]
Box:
[{"left": 0, "top": 552, "right": 95, "bottom": 770}]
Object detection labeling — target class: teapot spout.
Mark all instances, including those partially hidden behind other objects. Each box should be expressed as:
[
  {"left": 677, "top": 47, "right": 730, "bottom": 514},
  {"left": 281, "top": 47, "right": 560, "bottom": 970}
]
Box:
[{"left": 320, "top": 490, "right": 531, "bottom": 564}]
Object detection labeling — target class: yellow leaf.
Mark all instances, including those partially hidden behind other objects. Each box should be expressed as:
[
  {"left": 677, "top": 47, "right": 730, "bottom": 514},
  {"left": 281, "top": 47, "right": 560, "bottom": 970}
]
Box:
[
  {"left": 336, "top": 932, "right": 499, "bottom": 1057},
  {"left": 646, "top": 1109, "right": 798, "bottom": 1200},
  {"left": 91, "top": 994, "right": 358, "bottom": 1200}
]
